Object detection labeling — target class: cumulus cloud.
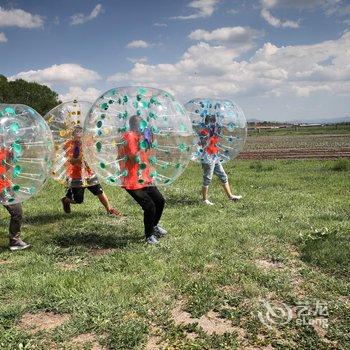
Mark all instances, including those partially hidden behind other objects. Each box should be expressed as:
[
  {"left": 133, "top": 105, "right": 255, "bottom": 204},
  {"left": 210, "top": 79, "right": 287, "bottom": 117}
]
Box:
[
  {"left": 9, "top": 63, "right": 101, "bottom": 86},
  {"left": 0, "top": 32, "right": 7, "bottom": 43},
  {"left": 107, "top": 31, "right": 350, "bottom": 101},
  {"left": 0, "top": 6, "right": 44, "bottom": 28},
  {"left": 70, "top": 3, "right": 103, "bottom": 25},
  {"left": 171, "top": 0, "right": 220, "bottom": 20},
  {"left": 59, "top": 86, "right": 101, "bottom": 102},
  {"left": 189, "top": 26, "right": 263, "bottom": 53},
  {"left": 260, "top": 0, "right": 350, "bottom": 27},
  {"left": 126, "top": 40, "right": 150, "bottom": 49}
]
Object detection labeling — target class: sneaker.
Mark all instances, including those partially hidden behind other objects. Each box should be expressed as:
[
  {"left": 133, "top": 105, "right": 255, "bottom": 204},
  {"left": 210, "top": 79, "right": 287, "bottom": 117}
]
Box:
[
  {"left": 108, "top": 208, "right": 123, "bottom": 217},
  {"left": 61, "top": 197, "right": 71, "bottom": 214},
  {"left": 230, "top": 195, "right": 242, "bottom": 202},
  {"left": 154, "top": 225, "right": 167, "bottom": 237},
  {"left": 146, "top": 235, "right": 159, "bottom": 245},
  {"left": 10, "top": 239, "right": 31, "bottom": 251},
  {"left": 203, "top": 199, "right": 214, "bottom": 205}
]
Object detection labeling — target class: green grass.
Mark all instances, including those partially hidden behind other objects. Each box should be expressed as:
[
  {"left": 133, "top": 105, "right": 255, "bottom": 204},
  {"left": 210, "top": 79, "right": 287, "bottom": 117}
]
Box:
[{"left": 0, "top": 159, "right": 349, "bottom": 349}]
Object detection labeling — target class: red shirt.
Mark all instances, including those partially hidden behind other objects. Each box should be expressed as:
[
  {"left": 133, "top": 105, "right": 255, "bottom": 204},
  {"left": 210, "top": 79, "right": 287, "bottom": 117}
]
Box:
[
  {"left": 120, "top": 131, "right": 152, "bottom": 190},
  {"left": 200, "top": 129, "right": 219, "bottom": 155},
  {"left": 0, "top": 149, "right": 10, "bottom": 175},
  {"left": 0, "top": 149, "right": 11, "bottom": 192}
]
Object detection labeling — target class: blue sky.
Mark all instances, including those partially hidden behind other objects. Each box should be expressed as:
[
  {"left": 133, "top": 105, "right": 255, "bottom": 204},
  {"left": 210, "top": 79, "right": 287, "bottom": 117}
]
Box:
[{"left": 0, "top": 0, "right": 350, "bottom": 121}]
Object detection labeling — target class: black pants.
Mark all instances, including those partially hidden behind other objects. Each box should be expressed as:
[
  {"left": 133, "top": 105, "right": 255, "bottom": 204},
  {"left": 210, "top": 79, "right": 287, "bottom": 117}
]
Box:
[
  {"left": 126, "top": 187, "right": 165, "bottom": 238},
  {"left": 3, "top": 204, "right": 23, "bottom": 241},
  {"left": 66, "top": 184, "right": 103, "bottom": 204}
]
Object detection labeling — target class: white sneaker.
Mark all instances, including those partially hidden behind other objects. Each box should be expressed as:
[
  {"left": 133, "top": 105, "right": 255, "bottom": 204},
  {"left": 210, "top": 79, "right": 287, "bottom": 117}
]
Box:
[
  {"left": 154, "top": 225, "right": 167, "bottom": 237},
  {"left": 203, "top": 199, "right": 214, "bottom": 205},
  {"left": 230, "top": 195, "right": 242, "bottom": 202},
  {"left": 146, "top": 235, "right": 159, "bottom": 245}
]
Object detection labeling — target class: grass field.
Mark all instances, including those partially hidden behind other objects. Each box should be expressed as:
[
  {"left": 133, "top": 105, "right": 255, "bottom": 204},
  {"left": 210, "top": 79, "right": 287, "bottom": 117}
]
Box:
[{"left": 0, "top": 156, "right": 349, "bottom": 350}]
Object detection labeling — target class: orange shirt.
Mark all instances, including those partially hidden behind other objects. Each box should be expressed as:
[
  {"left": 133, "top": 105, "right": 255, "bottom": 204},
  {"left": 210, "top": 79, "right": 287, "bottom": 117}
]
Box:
[
  {"left": 120, "top": 131, "right": 152, "bottom": 190},
  {"left": 64, "top": 140, "right": 95, "bottom": 180}
]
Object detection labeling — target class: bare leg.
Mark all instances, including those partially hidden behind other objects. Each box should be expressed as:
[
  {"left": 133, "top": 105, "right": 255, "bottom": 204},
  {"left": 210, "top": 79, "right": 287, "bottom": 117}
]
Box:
[
  {"left": 222, "top": 182, "right": 242, "bottom": 201},
  {"left": 202, "top": 186, "right": 209, "bottom": 201},
  {"left": 222, "top": 182, "right": 233, "bottom": 198},
  {"left": 97, "top": 193, "right": 123, "bottom": 216},
  {"left": 97, "top": 193, "right": 111, "bottom": 212}
]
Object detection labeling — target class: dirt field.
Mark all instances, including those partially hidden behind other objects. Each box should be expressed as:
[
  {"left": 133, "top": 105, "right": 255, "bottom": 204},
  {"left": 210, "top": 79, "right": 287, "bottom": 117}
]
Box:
[{"left": 239, "top": 133, "right": 350, "bottom": 159}]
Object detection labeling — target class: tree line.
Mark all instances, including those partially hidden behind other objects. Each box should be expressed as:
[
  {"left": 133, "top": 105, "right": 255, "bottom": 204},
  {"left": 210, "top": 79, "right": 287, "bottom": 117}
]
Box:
[{"left": 0, "top": 75, "right": 61, "bottom": 116}]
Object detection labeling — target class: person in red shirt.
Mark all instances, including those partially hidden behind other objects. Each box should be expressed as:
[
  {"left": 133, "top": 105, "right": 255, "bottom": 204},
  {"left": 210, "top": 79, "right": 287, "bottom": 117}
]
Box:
[
  {"left": 199, "top": 115, "right": 242, "bottom": 205},
  {"left": 61, "top": 125, "right": 122, "bottom": 217},
  {"left": 119, "top": 115, "right": 166, "bottom": 245},
  {"left": 0, "top": 146, "right": 30, "bottom": 251}
]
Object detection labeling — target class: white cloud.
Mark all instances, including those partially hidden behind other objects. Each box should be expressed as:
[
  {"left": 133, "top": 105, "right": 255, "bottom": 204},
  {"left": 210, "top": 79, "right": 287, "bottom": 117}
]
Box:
[
  {"left": 0, "top": 6, "right": 43, "bottom": 28},
  {"left": 127, "top": 57, "right": 148, "bottom": 64},
  {"left": 53, "top": 16, "right": 60, "bottom": 26},
  {"left": 171, "top": 0, "right": 220, "bottom": 20},
  {"left": 9, "top": 63, "right": 101, "bottom": 86},
  {"left": 292, "top": 85, "right": 331, "bottom": 97},
  {"left": 189, "top": 26, "right": 263, "bottom": 53},
  {"left": 260, "top": 0, "right": 350, "bottom": 27},
  {"left": 260, "top": 6, "right": 299, "bottom": 28},
  {"left": 107, "top": 31, "right": 350, "bottom": 102},
  {"left": 154, "top": 22, "right": 167, "bottom": 27},
  {"left": 70, "top": 3, "right": 103, "bottom": 25},
  {"left": 126, "top": 40, "right": 150, "bottom": 49},
  {"left": 0, "top": 32, "right": 7, "bottom": 43},
  {"left": 59, "top": 86, "right": 101, "bottom": 102}
]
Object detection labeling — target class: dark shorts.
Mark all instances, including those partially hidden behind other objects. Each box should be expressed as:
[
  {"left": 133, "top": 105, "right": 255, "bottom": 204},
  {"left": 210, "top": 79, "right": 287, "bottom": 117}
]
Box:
[{"left": 66, "top": 184, "right": 103, "bottom": 204}]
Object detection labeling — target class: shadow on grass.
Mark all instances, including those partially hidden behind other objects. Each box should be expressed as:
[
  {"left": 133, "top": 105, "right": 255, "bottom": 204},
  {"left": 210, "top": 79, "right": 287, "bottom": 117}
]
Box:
[
  {"left": 53, "top": 231, "right": 141, "bottom": 249},
  {"left": 299, "top": 231, "right": 349, "bottom": 278},
  {"left": 24, "top": 211, "right": 92, "bottom": 225},
  {"left": 166, "top": 194, "right": 198, "bottom": 207}
]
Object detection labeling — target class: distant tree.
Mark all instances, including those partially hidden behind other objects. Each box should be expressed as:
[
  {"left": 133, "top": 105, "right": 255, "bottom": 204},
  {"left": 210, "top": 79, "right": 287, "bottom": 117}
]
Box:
[{"left": 0, "top": 75, "right": 61, "bottom": 115}]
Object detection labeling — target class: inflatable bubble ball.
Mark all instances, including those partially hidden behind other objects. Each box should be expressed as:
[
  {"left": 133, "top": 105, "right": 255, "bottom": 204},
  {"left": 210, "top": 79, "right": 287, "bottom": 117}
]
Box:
[
  {"left": 185, "top": 98, "right": 247, "bottom": 163},
  {"left": 0, "top": 104, "right": 53, "bottom": 205},
  {"left": 83, "top": 87, "right": 195, "bottom": 187}
]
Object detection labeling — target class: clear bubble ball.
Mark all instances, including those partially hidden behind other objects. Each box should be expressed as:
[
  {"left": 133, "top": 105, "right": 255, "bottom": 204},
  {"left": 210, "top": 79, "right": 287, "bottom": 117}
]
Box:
[
  {"left": 44, "top": 100, "right": 99, "bottom": 187},
  {"left": 0, "top": 104, "right": 53, "bottom": 205},
  {"left": 83, "top": 87, "right": 195, "bottom": 187},
  {"left": 185, "top": 98, "right": 247, "bottom": 163}
]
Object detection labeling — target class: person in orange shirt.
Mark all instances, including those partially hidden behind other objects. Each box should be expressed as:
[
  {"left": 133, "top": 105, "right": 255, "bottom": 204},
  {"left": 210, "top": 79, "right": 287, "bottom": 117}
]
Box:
[
  {"left": 61, "top": 126, "right": 122, "bottom": 217},
  {"left": 119, "top": 115, "right": 166, "bottom": 245},
  {"left": 199, "top": 114, "right": 242, "bottom": 205},
  {"left": 0, "top": 146, "right": 30, "bottom": 251}
]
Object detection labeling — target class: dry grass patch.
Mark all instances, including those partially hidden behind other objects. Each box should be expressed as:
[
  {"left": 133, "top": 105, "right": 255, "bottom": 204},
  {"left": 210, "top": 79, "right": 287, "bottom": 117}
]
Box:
[
  {"left": 70, "top": 333, "right": 106, "bottom": 350},
  {"left": 255, "top": 259, "right": 283, "bottom": 270},
  {"left": 56, "top": 261, "right": 79, "bottom": 271},
  {"left": 240, "top": 346, "right": 275, "bottom": 350},
  {"left": 171, "top": 301, "right": 239, "bottom": 336},
  {"left": 19, "top": 311, "right": 71, "bottom": 334},
  {"left": 144, "top": 335, "right": 167, "bottom": 350}
]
